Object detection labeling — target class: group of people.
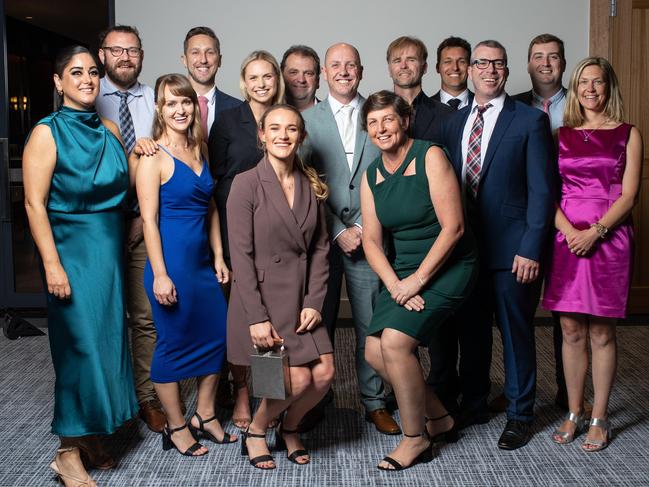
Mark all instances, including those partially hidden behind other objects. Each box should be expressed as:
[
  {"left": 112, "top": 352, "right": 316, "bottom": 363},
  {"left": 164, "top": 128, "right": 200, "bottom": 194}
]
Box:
[{"left": 21, "top": 22, "right": 641, "bottom": 485}]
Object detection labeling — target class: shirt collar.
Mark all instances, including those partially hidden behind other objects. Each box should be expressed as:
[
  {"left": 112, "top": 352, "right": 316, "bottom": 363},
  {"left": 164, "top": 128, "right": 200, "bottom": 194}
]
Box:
[
  {"left": 532, "top": 87, "right": 566, "bottom": 104},
  {"left": 440, "top": 88, "right": 469, "bottom": 105},
  {"left": 328, "top": 93, "right": 361, "bottom": 114},
  {"left": 470, "top": 92, "right": 506, "bottom": 113},
  {"left": 101, "top": 76, "right": 145, "bottom": 97}
]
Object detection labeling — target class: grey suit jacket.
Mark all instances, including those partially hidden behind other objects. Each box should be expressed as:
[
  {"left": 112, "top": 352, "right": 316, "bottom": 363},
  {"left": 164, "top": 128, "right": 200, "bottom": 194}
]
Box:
[{"left": 300, "top": 96, "right": 380, "bottom": 239}]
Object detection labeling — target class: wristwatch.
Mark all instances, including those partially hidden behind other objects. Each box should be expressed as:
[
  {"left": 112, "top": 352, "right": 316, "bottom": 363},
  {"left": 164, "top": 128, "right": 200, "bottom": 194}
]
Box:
[{"left": 590, "top": 222, "right": 609, "bottom": 239}]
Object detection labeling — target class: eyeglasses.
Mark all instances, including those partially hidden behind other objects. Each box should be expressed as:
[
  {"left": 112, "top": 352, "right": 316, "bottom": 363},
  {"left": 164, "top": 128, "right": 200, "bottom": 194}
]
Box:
[
  {"left": 472, "top": 58, "right": 507, "bottom": 70},
  {"left": 102, "top": 46, "right": 142, "bottom": 58}
]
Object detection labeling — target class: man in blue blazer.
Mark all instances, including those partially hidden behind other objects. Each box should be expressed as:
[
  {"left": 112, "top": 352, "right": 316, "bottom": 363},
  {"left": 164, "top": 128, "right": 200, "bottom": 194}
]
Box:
[
  {"left": 441, "top": 40, "right": 556, "bottom": 450},
  {"left": 182, "top": 26, "right": 241, "bottom": 138},
  {"left": 301, "top": 43, "right": 399, "bottom": 435}
]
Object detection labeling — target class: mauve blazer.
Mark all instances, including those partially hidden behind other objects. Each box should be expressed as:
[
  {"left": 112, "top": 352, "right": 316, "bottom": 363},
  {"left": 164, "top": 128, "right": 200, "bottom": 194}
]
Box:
[{"left": 226, "top": 158, "right": 332, "bottom": 366}]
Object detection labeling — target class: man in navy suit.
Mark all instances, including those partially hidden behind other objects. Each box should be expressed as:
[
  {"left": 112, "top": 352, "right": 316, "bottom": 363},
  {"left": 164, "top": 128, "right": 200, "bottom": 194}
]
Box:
[
  {"left": 182, "top": 26, "right": 241, "bottom": 137},
  {"left": 431, "top": 36, "right": 474, "bottom": 110},
  {"left": 386, "top": 36, "right": 451, "bottom": 142},
  {"left": 441, "top": 40, "right": 556, "bottom": 450}
]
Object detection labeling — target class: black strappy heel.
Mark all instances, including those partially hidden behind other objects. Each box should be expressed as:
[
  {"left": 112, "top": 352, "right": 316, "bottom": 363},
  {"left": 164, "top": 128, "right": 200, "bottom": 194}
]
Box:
[
  {"left": 275, "top": 423, "right": 310, "bottom": 465},
  {"left": 241, "top": 427, "right": 276, "bottom": 469},
  {"left": 161, "top": 423, "right": 207, "bottom": 457},
  {"left": 188, "top": 412, "right": 237, "bottom": 444},
  {"left": 426, "top": 413, "right": 459, "bottom": 443},
  {"left": 377, "top": 431, "right": 433, "bottom": 471}
]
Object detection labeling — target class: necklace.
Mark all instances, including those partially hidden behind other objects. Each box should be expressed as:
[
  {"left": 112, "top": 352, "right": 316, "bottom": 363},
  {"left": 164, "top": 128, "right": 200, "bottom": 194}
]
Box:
[{"left": 580, "top": 118, "right": 609, "bottom": 142}]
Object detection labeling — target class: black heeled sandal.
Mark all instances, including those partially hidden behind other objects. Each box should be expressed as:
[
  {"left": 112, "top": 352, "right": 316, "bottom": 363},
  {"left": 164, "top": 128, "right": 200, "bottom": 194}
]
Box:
[
  {"left": 241, "top": 427, "right": 276, "bottom": 469},
  {"left": 426, "top": 413, "right": 459, "bottom": 443},
  {"left": 162, "top": 423, "right": 207, "bottom": 457},
  {"left": 377, "top": 431, "right": 433, "bottom": 471},
  {"left": 188, "top": 412, "right": 237, "bottom": 444},
  {"left": 276, "top": 424, "right": 310, "bottom": 465}
]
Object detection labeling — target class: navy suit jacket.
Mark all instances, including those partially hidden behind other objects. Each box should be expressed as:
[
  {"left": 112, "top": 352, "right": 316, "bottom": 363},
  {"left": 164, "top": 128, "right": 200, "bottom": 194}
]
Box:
[
  {"left": 411, "top": 90, "right": 452, "bottom": 143},
  {"left": 441, "top": 95, "right": 556, "bottom": 269}
]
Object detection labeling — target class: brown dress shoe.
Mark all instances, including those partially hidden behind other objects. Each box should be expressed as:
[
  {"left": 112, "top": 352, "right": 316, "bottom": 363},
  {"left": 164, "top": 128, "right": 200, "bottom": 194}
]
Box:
[
  {"left": 140, "top": 401, "right": 166, "bottom": 433},
  {"left": 365, "top": 409, "right": 401, "bottom": 435}
]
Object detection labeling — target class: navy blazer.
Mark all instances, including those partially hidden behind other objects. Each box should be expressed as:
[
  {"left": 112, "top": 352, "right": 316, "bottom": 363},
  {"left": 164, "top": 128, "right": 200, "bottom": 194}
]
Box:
[
  {"left": 208, "top": 102, "right": 263, "bottom": 263},
  {"left": 441, "top": 95, "right": 556, "bottom": 269},
  {"left": 411, "top": 90, "right": 452, "bottom": 143},
  {"left": 212, "top": 87, "right": 242, "bottom": 125}
]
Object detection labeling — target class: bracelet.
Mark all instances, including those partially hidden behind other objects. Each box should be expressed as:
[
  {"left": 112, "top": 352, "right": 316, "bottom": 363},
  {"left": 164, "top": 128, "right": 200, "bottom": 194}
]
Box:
[
  {"left": 415, "top": 271, "right": 425, "bottom": 286},
  {"left": 590, "top": 222, "right": 609, "bottom": 239}
]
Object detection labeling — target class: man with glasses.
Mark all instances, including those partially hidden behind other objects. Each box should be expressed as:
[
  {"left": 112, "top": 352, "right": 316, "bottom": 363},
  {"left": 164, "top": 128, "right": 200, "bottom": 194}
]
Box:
[
  {"left": 96, "top": 25, "right": 164, "bottom": 433},
  {"left": 441, "top": 40, "right": 556, "bottom": 450}
]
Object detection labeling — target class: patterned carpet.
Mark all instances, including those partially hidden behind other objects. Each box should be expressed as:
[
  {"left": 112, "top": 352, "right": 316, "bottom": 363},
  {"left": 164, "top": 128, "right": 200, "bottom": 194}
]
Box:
[{"left": 0, "top": 325, "right": 647, "bottom": 486}]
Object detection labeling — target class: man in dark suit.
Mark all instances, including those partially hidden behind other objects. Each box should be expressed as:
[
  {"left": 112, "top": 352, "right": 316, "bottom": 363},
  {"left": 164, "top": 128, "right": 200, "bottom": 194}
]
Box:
[
  {"left": 182, "top": 26, "right": 241, "bottom": 138},
  {"left": 441, "top": 40, "right": 556, "bottom": 450},
  {"left": 431, "top": 36, "right": 474, "bottom": 110},
  {"left": 386, "top": 36, "right": 451, "bottom": 141},
  {"left": 301, "top": 43, "right": 399, "bottom": 435},
  {"left": 281, "top": 45, "right": 320, "bottom": 112}
]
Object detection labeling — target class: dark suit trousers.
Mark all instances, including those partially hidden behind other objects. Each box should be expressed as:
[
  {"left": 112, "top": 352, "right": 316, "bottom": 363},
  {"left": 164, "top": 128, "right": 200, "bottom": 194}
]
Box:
[{"left": 427, "top": 270, "right": 492, "bottom": 416}]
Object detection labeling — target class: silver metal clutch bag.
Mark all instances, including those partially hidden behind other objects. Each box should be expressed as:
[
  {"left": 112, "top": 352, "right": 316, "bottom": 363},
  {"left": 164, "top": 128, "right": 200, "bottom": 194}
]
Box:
[{"left": 250, "top": 340, "right": 291, "bottom": 400}]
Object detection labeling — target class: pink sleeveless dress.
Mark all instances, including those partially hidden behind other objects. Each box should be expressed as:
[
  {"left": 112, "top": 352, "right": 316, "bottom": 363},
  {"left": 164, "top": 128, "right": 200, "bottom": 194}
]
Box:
[{"left": 542, "top": 123, "right": 634, "bottom": 319}]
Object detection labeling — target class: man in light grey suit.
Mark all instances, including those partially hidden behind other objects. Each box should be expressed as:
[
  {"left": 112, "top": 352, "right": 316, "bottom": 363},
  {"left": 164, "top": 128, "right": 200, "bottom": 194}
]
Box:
[{"left": 301, "top": 43, "right": 399, "bottom": 435}]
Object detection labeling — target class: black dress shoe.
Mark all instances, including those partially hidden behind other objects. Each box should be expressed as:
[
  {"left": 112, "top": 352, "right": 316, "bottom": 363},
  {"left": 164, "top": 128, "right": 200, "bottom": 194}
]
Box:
[{"left": 497, "top": 419, "right": 532, "bottom": 450}]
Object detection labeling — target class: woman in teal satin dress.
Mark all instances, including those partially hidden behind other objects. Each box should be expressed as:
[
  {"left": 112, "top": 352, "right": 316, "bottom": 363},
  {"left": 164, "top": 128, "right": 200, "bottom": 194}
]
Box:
[{"left": 23, "top": 46, "right": 138, "bottom": 487}]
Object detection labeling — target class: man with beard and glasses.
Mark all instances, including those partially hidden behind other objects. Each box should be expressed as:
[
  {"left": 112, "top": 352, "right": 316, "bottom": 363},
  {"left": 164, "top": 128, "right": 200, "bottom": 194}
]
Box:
[
  {"left": 95, "top": 25, "right": 165, "bottom": 434},
  {"left": 386, "top": 36, "right": 451, "bottom": 142},
  {"left": 182, "top": 26, "right": 241, "bottom": 138}
]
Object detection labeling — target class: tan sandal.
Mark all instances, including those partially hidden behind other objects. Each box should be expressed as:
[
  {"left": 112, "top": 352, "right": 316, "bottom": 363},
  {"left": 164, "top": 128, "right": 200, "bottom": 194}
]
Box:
[
  {"left": 232, "top": 381, "right": 252, "bottom": 430},
  {"left": 50, "top": 448, "right": 97, "bottom": 487}
]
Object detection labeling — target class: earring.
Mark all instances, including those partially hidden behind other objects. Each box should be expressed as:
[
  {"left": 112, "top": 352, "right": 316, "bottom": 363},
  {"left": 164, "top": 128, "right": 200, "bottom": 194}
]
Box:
[{"left": 57, "top": 90, "right": 63, "bottom": 96}]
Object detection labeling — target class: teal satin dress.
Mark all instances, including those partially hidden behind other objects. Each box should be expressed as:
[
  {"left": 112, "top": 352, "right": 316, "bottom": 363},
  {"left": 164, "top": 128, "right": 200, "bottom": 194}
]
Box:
[{"left": 36, "top": 106, "right": 138, "bottom": 436}]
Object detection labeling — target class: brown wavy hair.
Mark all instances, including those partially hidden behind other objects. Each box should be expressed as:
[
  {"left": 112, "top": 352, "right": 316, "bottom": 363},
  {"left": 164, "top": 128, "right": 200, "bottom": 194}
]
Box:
[
  {"left": 259, "top": 104, "right": 328, "bottom": 201},
  {"left": 152, "top": 73, "right": 203, "bottom": 157}
]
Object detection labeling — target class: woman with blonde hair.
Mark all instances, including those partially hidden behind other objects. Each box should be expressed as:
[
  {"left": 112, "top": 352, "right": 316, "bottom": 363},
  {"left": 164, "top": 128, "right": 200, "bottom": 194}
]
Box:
[
  {"left": 227, "top": 104, "right": 334, "bottom": 469},
  {"left": 137, "top": 73, "right": 235, "bottom": 456},
  {"left": 542, "top": 57, "right": 643, "bottom": 451},
  {"left": 207, "top": 50, "right": 285, "bottom": 430}
]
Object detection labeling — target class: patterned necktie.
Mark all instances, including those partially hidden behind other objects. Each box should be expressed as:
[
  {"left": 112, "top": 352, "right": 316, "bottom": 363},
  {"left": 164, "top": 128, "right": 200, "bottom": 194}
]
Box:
[
  {"left": 448, "top": 98, "right": 461, "bottom": 110},
  {"left": 198, "top": 95, "right": 209, "bottom": 139},
  {"left": 115, "top": 91, "right": 135, "bottom": 153},
  {"left": 340, "top": 105, "right": 355, "bottom": 169},
  {"left": 542, "top": 98, "right": 551, "bottom": 113},
  {"left": 465, "top": 104, "right": 492, "bottom": 197}
]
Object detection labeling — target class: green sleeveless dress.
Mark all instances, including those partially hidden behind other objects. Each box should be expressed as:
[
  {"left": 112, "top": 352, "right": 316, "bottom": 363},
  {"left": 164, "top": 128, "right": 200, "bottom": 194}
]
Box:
[
  {"left": 366, "top": 139, "right": 478, "bottom": 345},
  {"left": 35, "top": 106, "right": 138, "bottom": 436}
]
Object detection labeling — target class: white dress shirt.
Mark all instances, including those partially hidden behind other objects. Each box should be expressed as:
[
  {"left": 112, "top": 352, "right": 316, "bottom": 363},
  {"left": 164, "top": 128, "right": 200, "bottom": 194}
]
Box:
[
  {"left": 96, "top": 76, "right": 155, "bottom": 139},
  {"left": 328, "top": 94, "right": 361, "bottom": 170},
  {"left": 439, "top": 89, "right": 471, "bottom": 109},
  {"left": 460, "top": 92, "right": 506, "bottom": 187}
]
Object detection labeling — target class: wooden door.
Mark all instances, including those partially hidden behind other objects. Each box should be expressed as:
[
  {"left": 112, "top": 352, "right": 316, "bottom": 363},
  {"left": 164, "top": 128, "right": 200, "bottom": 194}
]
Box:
[{"left": 591, "top": 0, "right": 649, "bottom": 313}]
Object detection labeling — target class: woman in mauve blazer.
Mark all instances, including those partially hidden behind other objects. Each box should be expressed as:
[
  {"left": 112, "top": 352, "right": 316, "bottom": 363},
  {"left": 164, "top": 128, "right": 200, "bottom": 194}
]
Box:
[{"left": 227, "top": 105, "right": 334, "bottom": 470}]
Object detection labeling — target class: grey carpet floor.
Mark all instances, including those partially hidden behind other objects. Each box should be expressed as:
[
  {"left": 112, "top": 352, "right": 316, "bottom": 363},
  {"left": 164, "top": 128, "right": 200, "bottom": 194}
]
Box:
[{"left": 0, "top": 326, "right": 647, "bottom": 487}]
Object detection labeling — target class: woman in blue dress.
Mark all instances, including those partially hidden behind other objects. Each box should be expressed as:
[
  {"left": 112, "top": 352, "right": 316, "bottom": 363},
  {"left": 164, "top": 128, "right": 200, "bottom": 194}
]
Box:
[
  {"left": 23, "top": 46, "right": 138, "bottom": 486},
  {"left": 137, "top": 73, "right": 235, "bottom": 457}
]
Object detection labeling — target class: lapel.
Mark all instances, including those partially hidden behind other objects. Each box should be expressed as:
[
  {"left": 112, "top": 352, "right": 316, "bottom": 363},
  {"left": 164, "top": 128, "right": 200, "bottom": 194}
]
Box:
[
  {"left": 480, "top": 95, "right": 516, "bottom": 182},
  {"left": 257, "top": 158, "right": 308, "bottom": 251},
  {"left": 350, "top": 94, "right": 367, "bottom": 179},
  {"left": 239, "top": 102, "right": 258, "bottom": 142},
  {"left": 451, "top": 106, "right": 471, "bottom": 177},
  {"left": 320, "top": 98, "right": 352, "bottom": 178}
]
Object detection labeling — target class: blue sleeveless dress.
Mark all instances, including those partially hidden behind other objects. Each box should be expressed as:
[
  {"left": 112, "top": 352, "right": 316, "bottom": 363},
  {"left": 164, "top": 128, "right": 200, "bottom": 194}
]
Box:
[
  {"left": 35, "top": 106, "right": 138, "bottom": 436},
  {"left": 144, "top": 147, "right": 227, "bottom": 382}
]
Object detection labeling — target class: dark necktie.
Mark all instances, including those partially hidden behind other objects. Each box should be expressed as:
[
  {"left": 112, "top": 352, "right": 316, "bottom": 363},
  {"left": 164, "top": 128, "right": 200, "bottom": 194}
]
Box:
[
  {"left": 448, "top": 98, "right": 461, "bottom": 110},
  {"left": 465, "top": 104, "right": 492, "bottom": 197},
  {"left": 115, "top": 91, "right": 135, "bottom": 153}
]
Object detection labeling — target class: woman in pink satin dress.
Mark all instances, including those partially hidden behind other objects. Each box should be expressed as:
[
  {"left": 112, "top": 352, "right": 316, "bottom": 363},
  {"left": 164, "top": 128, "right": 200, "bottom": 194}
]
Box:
[{"left": 542, "top": 57, "right": 642, "bottom": 452}]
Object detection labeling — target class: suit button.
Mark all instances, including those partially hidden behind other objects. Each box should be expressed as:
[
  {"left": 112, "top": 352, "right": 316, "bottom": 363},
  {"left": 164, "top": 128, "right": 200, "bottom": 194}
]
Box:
[
  {"left": 342, "top": 207, "right": 349, "bottom": 213},
  {"left": 349, "top": 184, "right": 355, "bottom": 190},
  {"left": 273, "top": 255, "right": 281, "bottom": 263}
]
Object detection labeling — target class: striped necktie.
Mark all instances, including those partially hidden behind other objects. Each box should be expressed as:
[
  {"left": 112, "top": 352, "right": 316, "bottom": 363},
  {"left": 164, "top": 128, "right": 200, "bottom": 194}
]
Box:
[
  {"left": 115, "top": 91, "right": 135, "bottom": 153},
  {"left": 465, "top": 104, "right": 492, "bottom": 197}
]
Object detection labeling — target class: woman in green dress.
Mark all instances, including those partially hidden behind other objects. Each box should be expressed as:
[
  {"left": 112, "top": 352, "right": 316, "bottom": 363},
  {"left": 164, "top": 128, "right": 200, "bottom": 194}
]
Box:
[
  {"left": 23, "top": 45, "right": 139, "bottom": 487},
  {"left": 360, "top": 91, "right": 478, "bottom": 471}
]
